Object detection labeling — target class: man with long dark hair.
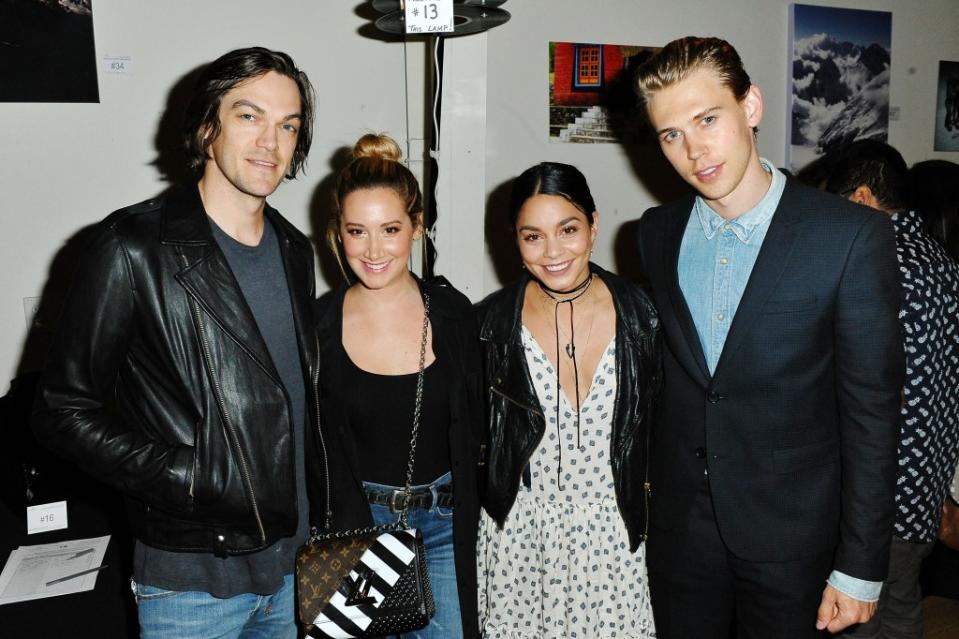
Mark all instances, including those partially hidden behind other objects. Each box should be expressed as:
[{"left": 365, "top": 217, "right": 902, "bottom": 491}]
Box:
[{"left": 33, "top": 47, "right": 321, "bottom": 638}]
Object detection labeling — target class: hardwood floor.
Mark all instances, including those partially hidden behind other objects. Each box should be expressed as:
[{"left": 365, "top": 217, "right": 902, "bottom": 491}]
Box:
[{"left": 923, "top": 595, "right": 959, "bottom": 638}]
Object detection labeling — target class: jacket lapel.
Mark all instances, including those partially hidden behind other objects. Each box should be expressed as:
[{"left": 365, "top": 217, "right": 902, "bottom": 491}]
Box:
[
  {"left": 176, "top": 247, "right": 282, "bottom": 384},
  {"left": 270, "top": 208, "right": 317, "bottom": 381},
  {"left": 480, "top": 274, "right": 547, "bottom": 415},
  {"left": 162, "top": 184, "right": 281, "bottom": 384},
  {"left": 662, "top": 198, "right": 711, "bottom": 382},
  {"left": 712, "top": 181, "right": 805, "bottom": 379}
]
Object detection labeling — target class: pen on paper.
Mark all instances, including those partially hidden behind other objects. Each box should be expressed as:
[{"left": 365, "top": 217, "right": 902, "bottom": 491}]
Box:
[
  {"left": 45, "top": 565, "right": 108, "bottom": 587},
  {"left": 68, "top": 548, "right": 94, "bottom": 560}
]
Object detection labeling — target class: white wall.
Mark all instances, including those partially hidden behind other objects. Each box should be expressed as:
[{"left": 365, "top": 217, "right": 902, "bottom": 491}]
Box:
[
  {"left": 3, "top": 0, "right": 959, "bottom": 387},
  {"left": 0, "top": 0, "right": 414, "bottom": 385},
  {"left": 480, "top": 0, "right": 959, "bottom": 294}
]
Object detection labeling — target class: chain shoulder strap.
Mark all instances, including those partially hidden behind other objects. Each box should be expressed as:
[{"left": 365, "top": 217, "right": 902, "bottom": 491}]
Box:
[
  {"left": 309, "top": 291, "right": 430, "bottom": 542},
  {"left": 398, "top": 291, "right": 430, "bottom": 528}
]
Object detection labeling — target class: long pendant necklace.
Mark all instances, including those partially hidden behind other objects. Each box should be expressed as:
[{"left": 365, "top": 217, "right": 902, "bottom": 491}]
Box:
[
  {"left": 536, "top": 273, "right": 594, "bottom": 488},
  {"left": 548, "top": 291, "right": 596, "bottom": 361}
]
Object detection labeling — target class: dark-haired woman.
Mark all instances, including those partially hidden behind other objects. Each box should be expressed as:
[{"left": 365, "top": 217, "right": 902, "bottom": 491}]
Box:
[
  {"left": 476, "top": 162, "right": 661, "bottom": 638},
  {"left": 308, "top": 134, "right": 483, "bottom": 638}
]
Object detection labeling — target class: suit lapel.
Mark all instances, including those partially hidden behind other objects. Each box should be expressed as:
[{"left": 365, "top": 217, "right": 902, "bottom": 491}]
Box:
[
  {"left": 662, "top": 198, "right": 711, "bottom": 382},
  {"left": 712, "top": 181, "right": 805, "bottom": 379}
]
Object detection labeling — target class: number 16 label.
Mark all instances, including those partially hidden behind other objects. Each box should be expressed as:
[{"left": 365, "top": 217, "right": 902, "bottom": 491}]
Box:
[
  {"left": 27, "top": 501, "right": 68, "bottom": 534},
  {"left": 405, "top": 0, "right": 454, "bottom": 34}
]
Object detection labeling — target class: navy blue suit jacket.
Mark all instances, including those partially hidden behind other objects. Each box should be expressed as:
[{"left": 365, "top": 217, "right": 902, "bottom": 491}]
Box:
[{"left": 638, "top": 179, "right": 904, "bottom": 581}]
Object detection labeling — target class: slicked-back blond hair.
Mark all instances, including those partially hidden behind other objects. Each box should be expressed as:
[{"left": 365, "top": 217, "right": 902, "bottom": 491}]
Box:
[{"left": 635, "top": 36, "right": 752, "bottom": 109}]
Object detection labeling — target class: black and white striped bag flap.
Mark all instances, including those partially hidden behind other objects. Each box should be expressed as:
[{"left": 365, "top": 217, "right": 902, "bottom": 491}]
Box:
[{"left": 305, "top": 528, "right": 434, "bottom": 638}]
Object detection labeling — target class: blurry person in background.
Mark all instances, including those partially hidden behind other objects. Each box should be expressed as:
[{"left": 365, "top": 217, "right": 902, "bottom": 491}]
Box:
[
  {"left": 909, "top": 159, "right": 959, "bottom": 260},
  {"left": 825, "top": 140, "right": 959, "bottom": 639}
]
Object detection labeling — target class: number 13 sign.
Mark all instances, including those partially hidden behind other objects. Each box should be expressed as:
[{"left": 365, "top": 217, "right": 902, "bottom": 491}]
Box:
[{"left": 405, "top": 0, "right": 454, "bottom": 34}]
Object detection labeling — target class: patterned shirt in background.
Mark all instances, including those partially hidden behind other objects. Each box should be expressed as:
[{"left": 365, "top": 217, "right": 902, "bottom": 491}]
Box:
[{"left": 892, "top": 209, "right": 959, "bottom": 543}]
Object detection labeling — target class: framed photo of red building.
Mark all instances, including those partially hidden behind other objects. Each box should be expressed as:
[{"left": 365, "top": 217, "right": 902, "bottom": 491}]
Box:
[{"left": 550, "top": 41, "right": 659, "bottom": 143}]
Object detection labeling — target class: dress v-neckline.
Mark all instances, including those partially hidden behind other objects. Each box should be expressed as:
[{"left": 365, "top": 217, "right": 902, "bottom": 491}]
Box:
[{"left": 521, "top": 324, "right": 615, "bottom": 411}]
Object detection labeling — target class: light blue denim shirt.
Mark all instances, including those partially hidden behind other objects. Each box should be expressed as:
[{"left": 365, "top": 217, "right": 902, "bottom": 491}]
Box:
[
  {"left": 678, "top": 158, "right": 784, "bottom": 374},
  {"left": 677, "top": 159, "right": 881, "bottom": 602}
]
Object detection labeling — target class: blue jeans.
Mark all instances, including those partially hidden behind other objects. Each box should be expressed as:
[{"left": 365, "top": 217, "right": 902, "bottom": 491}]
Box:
[
  {"left": 133, "top": 573, "right": 296, "bottom": 639},
  {"left": 364, "top": 472, "right": 462, "bottom": 639}
]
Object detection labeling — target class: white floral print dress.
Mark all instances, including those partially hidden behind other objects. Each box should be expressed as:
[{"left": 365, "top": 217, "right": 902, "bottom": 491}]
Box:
[{"left": 477, "top": 326, "right": 656, "bottom": 638}]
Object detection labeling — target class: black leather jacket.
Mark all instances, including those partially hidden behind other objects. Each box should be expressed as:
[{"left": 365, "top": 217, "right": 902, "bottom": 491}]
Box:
[
  {"left": 476, "top": 263, "right": 661, "bottom": 550},
  {"left": 32, "top": 184, "right": 321, "bottom": 556}
]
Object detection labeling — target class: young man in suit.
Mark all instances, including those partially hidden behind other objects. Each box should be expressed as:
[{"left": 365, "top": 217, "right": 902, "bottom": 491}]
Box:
[{"left": 635, "top": 37, "right": 904, "bottom": 638}]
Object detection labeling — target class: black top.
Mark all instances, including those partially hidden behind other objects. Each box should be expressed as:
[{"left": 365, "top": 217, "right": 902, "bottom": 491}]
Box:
[{"left": 339, "top": 340, "right": 451, "bottom": 486}]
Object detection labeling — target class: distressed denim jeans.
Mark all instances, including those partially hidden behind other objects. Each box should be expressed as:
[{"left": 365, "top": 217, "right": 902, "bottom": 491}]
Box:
[{"left": 133, "top": 573, "right": 296, "bottom": 639}]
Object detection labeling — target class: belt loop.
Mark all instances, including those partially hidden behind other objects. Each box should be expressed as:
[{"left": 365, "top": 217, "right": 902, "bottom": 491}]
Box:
[{"left": 429, "top": 482, "right": 439, "bottom": 513}]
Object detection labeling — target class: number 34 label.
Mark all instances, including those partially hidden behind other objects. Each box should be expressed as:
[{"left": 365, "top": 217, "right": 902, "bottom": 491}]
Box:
[{"left": 405, "top": 0, "right": 454, "bottom": 34}]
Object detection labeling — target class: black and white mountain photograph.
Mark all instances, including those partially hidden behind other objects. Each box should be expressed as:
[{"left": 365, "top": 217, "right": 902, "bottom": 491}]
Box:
[
  {"left": 788, "top": 4, "right": 891, "bottom": 172},
  {"left": 935, "top": 60, "right": 959, "bottom": 152},
  {"left": 0, "top": 0, "right": 98, "bottom": 102}
]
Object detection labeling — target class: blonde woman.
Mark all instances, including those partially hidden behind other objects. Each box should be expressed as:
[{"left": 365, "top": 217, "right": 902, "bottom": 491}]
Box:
[{"left": 309, "top": 134, "right": 483, "bottom": 638}]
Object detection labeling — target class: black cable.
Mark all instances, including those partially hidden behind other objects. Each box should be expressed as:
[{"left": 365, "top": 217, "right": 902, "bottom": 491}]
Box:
[{"left": 536, "top": 273, "right": 593, "bottom": 488}]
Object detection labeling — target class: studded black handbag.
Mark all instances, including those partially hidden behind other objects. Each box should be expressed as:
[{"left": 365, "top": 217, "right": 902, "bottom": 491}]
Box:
[{"left": 297, "top": 527, "right": 434, "bottom": 637}]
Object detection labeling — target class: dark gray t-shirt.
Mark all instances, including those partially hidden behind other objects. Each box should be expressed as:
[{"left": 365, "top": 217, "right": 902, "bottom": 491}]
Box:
[{"left": 133, "top": 217, "right": 309, "bottom": 598}]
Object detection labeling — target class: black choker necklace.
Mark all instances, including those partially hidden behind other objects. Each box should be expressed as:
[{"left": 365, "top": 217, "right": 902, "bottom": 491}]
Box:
[
  {"left": 536, "top": 272, "right": 594, "bottom": 488},
  {"left": 536, "top": 273, "right": 593, "bottom": 298},
  {"left": 537, "top": 273, "right": 594, "bottom": 357}
]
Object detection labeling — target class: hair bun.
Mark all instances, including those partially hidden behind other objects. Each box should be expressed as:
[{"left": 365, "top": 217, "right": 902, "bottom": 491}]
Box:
[{"left": 352, "top": 133, "right": 403, "bottom": 162}]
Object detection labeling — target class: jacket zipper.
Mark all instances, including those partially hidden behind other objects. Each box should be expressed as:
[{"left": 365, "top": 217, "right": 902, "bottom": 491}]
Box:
[
  {"left": 180, "top": 255, "right": 266, "bottom": 545},
  {"left": 490, "top": 384, "right": 545, "bottom": 497},
  {"left": 642, "top": 430, "right": 651, "bottom": 542},
  {"left": 611, "top": 339, "right": 650, "bottom": 543},
  {"left": 642, "top": 364, "right": 659, "bottom": 542},
  {"left": 188, "top": 432, "right": 198, "bottom": 498},
  {"left": 313, "top": 332, "right": 332, "bottom": 534},
  {"left": 490, "top": 385, "right": 544, "bottom": 417}
]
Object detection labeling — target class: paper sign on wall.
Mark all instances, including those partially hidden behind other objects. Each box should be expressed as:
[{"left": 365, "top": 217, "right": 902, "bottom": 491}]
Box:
[
  {"left": 405, "top": 0, "right": 454, "bottom": 34},
  {"left": 103, "top": 56, "right": 132, "bottom": 74}
]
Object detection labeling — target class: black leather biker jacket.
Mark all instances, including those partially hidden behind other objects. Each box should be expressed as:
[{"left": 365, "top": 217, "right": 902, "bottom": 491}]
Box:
[
  {"left": 33, "top": 184, "right": 321, "bottom": 556},
  {"left": 476, "top": 263, "right": 661, "bottom": 550}
]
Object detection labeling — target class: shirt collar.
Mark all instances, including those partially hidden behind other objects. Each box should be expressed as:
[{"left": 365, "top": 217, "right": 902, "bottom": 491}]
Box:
[{"left": 693, "top": 159, "right": 785, "bottom": 243}]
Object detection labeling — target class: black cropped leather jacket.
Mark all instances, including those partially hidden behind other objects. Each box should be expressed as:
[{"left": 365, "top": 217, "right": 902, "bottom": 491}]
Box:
[
  {"left": 32, "top": 184, "right": 321, "bottom": 556},
  {"left": 476, "top": 263, "right": 661, "bottom": 550}
]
